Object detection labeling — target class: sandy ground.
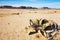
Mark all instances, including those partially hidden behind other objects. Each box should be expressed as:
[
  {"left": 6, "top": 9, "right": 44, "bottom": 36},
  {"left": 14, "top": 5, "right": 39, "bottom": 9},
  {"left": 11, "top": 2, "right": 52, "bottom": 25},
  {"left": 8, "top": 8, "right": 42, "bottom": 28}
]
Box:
[{"left": 0, "top": 8, "right": 60, "bottom": 40}]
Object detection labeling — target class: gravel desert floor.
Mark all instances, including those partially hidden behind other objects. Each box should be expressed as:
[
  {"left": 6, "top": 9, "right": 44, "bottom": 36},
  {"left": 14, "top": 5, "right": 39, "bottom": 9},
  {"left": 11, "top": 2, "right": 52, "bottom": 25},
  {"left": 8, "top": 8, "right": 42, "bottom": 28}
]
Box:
[{"left": 0, "top": 8, "right": 60, "bottom": 40}]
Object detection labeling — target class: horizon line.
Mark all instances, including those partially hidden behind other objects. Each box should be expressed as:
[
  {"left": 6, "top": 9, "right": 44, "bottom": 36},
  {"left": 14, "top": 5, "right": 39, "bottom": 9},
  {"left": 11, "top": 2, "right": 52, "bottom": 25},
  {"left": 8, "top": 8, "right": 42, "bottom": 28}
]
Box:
[{"left": 0, "top": 5, "right": 60, "bottom": 8}]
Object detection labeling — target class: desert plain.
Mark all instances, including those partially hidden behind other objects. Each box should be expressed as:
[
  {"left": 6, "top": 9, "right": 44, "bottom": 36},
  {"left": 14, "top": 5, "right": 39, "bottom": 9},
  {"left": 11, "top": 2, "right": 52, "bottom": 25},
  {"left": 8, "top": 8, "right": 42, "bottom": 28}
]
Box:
[{"left": 0, "top": 8, "right": 60, "bottom": 40}]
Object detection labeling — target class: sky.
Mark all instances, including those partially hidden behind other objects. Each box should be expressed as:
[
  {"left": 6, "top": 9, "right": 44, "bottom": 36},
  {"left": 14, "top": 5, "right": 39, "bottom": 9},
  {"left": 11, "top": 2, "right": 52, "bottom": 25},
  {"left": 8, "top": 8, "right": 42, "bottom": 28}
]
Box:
[{"left": 0, "top": 0, "right": 60, "bottom": 8}]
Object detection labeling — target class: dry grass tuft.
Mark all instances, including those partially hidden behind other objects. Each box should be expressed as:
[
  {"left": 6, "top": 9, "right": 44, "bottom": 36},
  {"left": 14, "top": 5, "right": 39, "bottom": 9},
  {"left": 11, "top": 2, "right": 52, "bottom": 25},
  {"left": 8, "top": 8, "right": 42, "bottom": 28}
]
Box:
[{"left": 12, "top": 13, "right": 19, "bottom": 15}]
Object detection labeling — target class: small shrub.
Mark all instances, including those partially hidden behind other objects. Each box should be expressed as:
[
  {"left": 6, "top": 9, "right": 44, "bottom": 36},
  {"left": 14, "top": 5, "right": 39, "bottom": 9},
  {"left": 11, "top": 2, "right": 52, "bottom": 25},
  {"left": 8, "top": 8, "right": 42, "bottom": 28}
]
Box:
[{"left": 54, "top": 11, "right": 57, "bottom": 13}]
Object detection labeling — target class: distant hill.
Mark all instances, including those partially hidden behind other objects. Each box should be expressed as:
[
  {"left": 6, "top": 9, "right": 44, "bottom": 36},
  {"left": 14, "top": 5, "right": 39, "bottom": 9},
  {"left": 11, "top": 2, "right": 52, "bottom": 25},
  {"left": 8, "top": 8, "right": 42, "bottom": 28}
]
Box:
[
  {"left": 0, "top": 5, "right": 59, "bottom": 9},
  {"left": 41, "top": 7, "right": 51, "bottom": 9},
  {"left": 0, "top": 5, "right": 37, "bottom": 9}
]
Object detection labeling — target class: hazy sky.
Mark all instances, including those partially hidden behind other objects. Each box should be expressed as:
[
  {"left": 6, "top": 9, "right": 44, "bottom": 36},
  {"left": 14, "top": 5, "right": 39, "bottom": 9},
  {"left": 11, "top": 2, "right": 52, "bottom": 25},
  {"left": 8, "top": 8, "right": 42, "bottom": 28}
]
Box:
[{"left": 0, "top": 0, "right": 60, "bottom": 8}]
